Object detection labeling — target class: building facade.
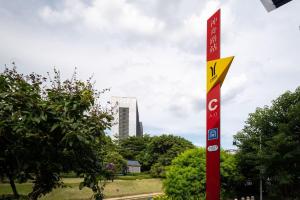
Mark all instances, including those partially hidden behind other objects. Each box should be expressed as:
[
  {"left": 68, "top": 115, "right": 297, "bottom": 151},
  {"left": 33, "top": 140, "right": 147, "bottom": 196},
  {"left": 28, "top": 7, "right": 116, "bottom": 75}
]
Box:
[
  {"left": 111, "top": 97, "right": 143, "bottom": 139},
  {"left": 126, "top": 160, "right": 141, "bottom": 173}
]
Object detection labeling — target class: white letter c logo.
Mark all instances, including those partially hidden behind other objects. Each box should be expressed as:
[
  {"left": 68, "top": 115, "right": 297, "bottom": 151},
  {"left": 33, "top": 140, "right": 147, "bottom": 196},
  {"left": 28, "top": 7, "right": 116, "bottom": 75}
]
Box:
[{"left": 208, "top": 99, "right": 218, "bottom": 111}]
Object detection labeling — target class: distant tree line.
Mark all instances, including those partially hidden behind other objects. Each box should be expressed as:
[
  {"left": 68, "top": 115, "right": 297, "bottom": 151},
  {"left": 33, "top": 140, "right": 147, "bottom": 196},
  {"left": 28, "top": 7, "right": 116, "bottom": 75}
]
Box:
[{"left": 117, "top": 134, "right": 195, "bottom": 177}]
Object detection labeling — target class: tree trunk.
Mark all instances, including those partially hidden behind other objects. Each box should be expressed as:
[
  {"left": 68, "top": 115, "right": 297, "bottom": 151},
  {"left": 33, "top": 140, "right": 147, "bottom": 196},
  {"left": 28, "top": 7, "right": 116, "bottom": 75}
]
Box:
[{"left": 8, "top": 174, "right": 19, "bottom": 198}]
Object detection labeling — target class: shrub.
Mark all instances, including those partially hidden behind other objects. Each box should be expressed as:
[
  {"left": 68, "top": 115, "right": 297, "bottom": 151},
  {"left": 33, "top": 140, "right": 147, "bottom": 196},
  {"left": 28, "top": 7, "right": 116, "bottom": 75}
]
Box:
[{"left": 163, "top": 148, "right": 239, "bottom": 199}]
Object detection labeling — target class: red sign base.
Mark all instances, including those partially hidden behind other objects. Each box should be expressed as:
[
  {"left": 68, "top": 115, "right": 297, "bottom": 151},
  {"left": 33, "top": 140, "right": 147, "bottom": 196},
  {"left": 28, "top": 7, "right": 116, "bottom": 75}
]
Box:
[{"left": 206, "top": 83, "right": 221, "bottom": 200}]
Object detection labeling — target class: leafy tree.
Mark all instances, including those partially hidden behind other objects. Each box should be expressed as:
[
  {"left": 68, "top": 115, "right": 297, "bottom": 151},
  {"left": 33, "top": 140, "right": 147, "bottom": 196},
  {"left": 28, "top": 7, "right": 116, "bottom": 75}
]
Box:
[
  {"left": 149, "top": 163, "right": 166, "bottom": 178},
  {"left": 117, "top": 134, "right": 194, "bottom": 175},
  {"left": 163, "top": 148, "right": 239, "bottom": 200},
  {"left": 103, "top": 134, "right": 118, "bottom": 153},
  {"left": 234, "top": 87, "right": 300, "bottom": 199},
  {"left": 118, "top": 135, "right": 152, "bottom": 171},
  {"left": 145, "top": 134, "right": 195, "bottom": 177},
  {"left": 0, "top": 67, "right": 113, "bottom": 200},
  {"left": 104, "top": 151, "right": 127, "bottom": 176},
  {"left": 220, "top": 150, "right": 241, "bottom": 198},
  {"left": 0, "top": 67, "right": 42, "bottom": 198},
  {"left": 118, "top": 135, "right": 151, "bottom": 160}
]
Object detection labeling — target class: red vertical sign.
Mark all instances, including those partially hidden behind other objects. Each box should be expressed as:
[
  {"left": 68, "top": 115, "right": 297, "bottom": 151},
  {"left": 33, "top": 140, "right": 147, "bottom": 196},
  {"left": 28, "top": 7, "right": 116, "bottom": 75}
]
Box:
[{"left": 206, "top": 9, "right": 221, "bottom": 200}]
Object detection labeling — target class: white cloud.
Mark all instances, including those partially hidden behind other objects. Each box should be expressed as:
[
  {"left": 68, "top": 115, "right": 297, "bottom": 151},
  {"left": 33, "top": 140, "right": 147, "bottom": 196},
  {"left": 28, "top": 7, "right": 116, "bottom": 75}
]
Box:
[
  {"left": 39, "top": 0, "right": 86, "bottom": 24},
  {"left": 39, "top": 0, "right": 165, "bottom": 35}
]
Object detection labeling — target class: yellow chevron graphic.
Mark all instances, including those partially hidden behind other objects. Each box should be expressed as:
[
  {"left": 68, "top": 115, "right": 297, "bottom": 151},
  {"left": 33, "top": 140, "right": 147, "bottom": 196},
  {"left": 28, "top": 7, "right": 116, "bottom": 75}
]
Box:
[{"left": 207, "top": 56, "right": 234, "bottom": 93}]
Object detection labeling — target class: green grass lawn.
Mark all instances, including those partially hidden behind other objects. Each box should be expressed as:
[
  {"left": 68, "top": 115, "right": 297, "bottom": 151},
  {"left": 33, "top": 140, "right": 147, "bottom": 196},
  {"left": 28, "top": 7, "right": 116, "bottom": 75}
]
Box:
[
  {"left": 0, "top": 178, "right": 163, "bottom": 200},
  {"left": 0, "top": 182, "right": 33, "bottom": 196},
  {"left": 116, "top": 172, "right": 153, "bottom": 180}
]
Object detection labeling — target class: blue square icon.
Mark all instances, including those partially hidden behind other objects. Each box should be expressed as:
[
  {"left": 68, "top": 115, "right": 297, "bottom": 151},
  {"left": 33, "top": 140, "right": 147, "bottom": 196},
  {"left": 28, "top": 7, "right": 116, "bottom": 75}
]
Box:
[{"left": 208, "top": 128, "right": 218, "bottom": 140}]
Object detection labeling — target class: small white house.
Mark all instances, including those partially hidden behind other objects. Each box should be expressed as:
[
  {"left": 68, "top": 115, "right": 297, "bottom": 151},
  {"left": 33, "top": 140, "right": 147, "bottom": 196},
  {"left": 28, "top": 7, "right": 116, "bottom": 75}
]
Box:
[{"left": 127, "top": 160, "right": 141, "bottom": 173}]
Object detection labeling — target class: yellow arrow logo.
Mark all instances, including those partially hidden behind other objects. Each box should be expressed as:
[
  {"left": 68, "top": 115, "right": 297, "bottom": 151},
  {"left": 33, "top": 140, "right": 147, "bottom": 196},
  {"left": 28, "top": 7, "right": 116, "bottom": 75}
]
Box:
[{"left": 207, "top": 56, "right": 234, "bottom": 93}]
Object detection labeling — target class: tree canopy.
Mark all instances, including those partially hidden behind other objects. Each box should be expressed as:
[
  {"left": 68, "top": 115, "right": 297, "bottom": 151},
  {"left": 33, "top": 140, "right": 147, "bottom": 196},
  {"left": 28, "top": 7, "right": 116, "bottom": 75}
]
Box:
[
  {"left": 145, "top": 134, "right": 195, "bottom": 177},
  {"left": 117, "top": 134, "right": 195, "bottom": 176},
  {"left": 0, "top": 67, "right": 113, "bottom": 200},
  {"left": 234, "top": 87, "right": 300, "bottom": 199},
  {"left": 118, "top": 135, "right": 151, "bottom": 160}
]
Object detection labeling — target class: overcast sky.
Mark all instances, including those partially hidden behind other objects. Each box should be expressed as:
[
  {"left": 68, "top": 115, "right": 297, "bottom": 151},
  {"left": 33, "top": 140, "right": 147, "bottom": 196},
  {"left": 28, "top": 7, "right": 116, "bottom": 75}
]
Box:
[{"left": 1, "top": 0, "right": 299, "bottom": 148}]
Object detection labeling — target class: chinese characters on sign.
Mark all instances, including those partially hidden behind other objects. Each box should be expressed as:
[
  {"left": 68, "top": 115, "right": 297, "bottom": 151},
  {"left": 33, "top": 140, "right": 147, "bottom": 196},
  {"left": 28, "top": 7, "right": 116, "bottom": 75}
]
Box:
[{"left": 206, "top": 9, "right": 220, "bottom": 61}]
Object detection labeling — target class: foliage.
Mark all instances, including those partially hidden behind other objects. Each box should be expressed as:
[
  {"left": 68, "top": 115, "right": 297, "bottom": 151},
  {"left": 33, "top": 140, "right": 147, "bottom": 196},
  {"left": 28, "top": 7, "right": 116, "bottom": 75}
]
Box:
[
  {"left": 153, "top": 194, "right": 170, "bottom": 200},
  {"left": 117, "top": 135, "right": 152, "bottom": 171},
  {"left": 104, "top": 151, "right": 127, "bottom": 176},
  {"left": 0, "top": 67, "right": 113, "bottom": 200},
  {"left": 149, "top": 163, "right": 166, "bottom": 178},
  {"left": 117, "top": 134, "right": 194, "bottom": 176},
  {"left": 220, "top": 150, "right": 241, "bottom": 198},
  {"left": 163, "top": 148, "right": 239, "bottom": 200},
  {"left": 0, "top": 67, "right": 44, "bottom": 198},
  {"left": 145, "top": 134, "right": 195, "bottom": 178},
  {"left": 234, "top": 87, "right": 300, "bottom": 199}
]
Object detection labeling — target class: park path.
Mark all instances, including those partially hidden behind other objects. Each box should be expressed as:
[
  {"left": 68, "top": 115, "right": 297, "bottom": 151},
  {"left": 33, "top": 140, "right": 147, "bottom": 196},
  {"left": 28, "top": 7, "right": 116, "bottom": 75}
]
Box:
[{"left": 104, "top": 192, "right": 164, "bottom": 200}]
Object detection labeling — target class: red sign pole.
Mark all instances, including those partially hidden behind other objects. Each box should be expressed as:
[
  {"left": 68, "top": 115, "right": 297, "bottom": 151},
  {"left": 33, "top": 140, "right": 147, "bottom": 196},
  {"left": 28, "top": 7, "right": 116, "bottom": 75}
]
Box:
[{"left": 206, "top": 9, "right": 221, "bottom": 200}]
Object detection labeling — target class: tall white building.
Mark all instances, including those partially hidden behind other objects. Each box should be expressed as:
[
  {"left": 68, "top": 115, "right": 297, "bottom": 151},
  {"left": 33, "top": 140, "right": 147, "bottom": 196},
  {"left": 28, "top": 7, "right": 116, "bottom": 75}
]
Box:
[{"left": 111, "top": 97, "right": 143, "bottom": 139}]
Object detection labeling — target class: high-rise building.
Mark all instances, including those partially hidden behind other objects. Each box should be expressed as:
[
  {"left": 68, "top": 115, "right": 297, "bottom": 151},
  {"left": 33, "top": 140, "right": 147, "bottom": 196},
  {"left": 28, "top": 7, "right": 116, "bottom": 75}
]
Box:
[{"left": 111, "top": 97, "right": 143, "bottom": 139}]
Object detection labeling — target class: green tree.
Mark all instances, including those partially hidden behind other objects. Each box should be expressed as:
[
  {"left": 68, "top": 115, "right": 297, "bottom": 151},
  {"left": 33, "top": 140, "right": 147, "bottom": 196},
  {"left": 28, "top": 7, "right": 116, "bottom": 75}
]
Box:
[
  {"left": 163, "top": 148, "right": 239, "bottom": 200},
  {"left": 0, "top": 67, "right": 113, "bottom": 200},
  {"left": 104, "top": 151, "right": 127, "bottom": 176},
  {"left": 117, "top": 134, "right": 194, "bottom": 175},
  {"left": 145, "top": 134, "right": 195, "bottom": 177},
  {"left": 118, "top": 135, "right": 151, "bottom": 160},
  {"left": 234, "top": 87, "right": 300, "bottom": 199},
  {"left": 0, "top": 67, "right": 42, "bottom": 198},
  {"left": 118, "top": 135, "right": 152, "bottom": 171}
]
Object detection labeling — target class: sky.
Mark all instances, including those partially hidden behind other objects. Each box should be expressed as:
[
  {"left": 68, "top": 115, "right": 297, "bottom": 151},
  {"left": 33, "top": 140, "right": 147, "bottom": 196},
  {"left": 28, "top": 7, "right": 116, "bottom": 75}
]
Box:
[{"left": 0, "top": 0, "right": 299, "bottom": 149}]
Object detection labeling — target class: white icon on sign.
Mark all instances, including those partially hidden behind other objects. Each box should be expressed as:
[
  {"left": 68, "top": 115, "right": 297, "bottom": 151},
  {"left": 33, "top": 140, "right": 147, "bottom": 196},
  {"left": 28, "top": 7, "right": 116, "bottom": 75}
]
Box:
[
  {"left": 208, "top": 99, "right": 218, "bottom": 111},
  {"left": 207, "top": 145, "right": 218, "bottom": 152}
]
